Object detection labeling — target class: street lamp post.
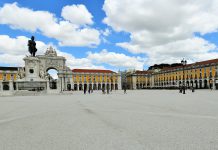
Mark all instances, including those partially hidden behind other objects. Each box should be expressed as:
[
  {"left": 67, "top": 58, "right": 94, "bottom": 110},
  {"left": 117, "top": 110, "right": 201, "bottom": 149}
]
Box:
[
  {"left": 181, "top": 58, "right": 187, "bottom": 94},
  {"left": 111, "top": 76, "right": 113, "bottom": 91}
]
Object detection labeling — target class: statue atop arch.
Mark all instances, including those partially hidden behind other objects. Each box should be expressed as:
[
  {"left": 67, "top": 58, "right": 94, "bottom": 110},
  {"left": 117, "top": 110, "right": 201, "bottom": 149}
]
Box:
[{"left": 28, "top": 36, "right": 37, "bottom": 57}]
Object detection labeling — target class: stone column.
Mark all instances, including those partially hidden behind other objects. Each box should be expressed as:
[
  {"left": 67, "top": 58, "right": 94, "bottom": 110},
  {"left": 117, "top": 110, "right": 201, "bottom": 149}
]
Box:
[
  {"left": 117, "top": 74, "right": 122, "bottom": 90},
  {"left": 70, "top": 77, "right": 73, "bottom": 91},
  {"left": 59, "top": 77, "right": 62, "bottom": 91},
  {"left": 213, "top": 78, "right": 216, "bottom": 90},
  {"left": 61, "top": 77, "right": 65, "bottom": 91},
  {"left": 77, "top": 84, "right": 79, "bottom": 91},
  {"left": 189, "top": 79, "right": 191, "bottom": 88},
  {"left": 201, "top": 79, "right": 204, "bottom": 88},
  {"left": 16, "top": 82, "right": 19, "bottom": 91},
  {"left": 47, "top": 80, "right": 50, "bottom": 91},
  {"left": 132, "top": 76, "right": 136, "bottom": 90},
  {"left": 207, "top": 78, "right": 210, "bottom": 89},
  {"left": 0, "top": 81, "right": 2, "bottom": 92},
  {"left": 9, "top": 80, "right": 14, "bottom": 92},
  {"left": 57, "top": 78, "right": 61, "bottom": 92}
]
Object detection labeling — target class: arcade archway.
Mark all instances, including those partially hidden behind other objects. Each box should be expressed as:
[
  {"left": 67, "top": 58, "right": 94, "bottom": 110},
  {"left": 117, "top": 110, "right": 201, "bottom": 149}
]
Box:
[{"left": 47, "top": 68, "right": 58, "bottom": 90}]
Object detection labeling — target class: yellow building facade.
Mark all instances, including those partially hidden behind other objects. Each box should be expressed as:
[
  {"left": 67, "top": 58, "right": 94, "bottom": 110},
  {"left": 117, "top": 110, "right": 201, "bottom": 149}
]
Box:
[
  {"left": 72, "top": 69, "right": 120, "bottom": 91},
  {"left": 0, "top": 67, "right": 121, "bottom": 91},
  {"left": 0, "top": 67, "right": 18, "bottom": 91},
  {"left": 127, "top": 59, "right": 218, "bottom": 90}
]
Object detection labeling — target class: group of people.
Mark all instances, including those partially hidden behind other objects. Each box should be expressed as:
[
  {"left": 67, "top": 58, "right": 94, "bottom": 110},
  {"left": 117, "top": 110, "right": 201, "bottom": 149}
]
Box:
[
  {"left": 179, "top": 86, "right": 195, "bottom": 93},
  {"left": 82, "top": 86, "right": 127, "bottom": 95},
  {"left": 83, "top": 87, "right": 93, "bottom": 94},
  {"left": 101, "top": 86, "right": 110, "bottom": 94}
]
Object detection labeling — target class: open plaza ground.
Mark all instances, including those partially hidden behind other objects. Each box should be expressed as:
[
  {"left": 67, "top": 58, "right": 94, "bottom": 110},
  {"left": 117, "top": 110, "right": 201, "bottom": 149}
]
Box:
[{"left": 0, "top": 90, "right": 218, "bottom": 150}]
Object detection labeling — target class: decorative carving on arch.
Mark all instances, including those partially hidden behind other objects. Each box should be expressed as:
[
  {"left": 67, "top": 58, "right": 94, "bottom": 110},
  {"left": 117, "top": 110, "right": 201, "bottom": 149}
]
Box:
[{"left": 36, "top": 46, "right": 68, "bottom": 79}]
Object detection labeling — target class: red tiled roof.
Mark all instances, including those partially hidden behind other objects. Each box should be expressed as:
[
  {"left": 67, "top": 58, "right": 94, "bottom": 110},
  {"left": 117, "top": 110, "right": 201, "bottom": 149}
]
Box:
[
  {"left": 160, "top": 58, "right": 218, "bottom": 72},
  {"left": 195, "top": 58, "right": 218, "bottom": 65},
  {"left": 0, "top": 67, "right": 19, "bottom": 71},
  {"left": 72, "top": 69, "right": 115, "bottom": 74},
  {"left": 134, "top": 58, "right": 218, "bottom": 74}
]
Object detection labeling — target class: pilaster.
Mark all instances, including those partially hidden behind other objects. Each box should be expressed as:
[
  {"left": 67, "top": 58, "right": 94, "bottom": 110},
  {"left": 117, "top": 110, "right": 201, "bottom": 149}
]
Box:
[
  {"left": 9, "top": 80, "right": 14, "bottom": 91},
  {"left": 0, "top": 81, "right": 2, "bottom": 92}
]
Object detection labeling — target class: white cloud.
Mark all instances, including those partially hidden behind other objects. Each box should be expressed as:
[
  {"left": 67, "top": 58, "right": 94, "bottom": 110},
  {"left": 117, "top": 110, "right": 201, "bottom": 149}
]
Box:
[
  {"left": 0, "top": 35, "right": 48, "bottom": 66},
  {"left": 0, "top": 35, "right": 144, "bottom": 70},
  {"left": 101, "top": 28, "right": 111, "bottom": 36},
  {"left": 87, "top": 49, "right": 144, "bottom": 70},
  {"left": 0, "top": 35, "right": 105, "bottom": 69},
  {"left": 0, "top": 54, "right": 24, "bottom": 66},
  {"left": 61, "top": 4, "right": 93, "bottom": 25},
  {"left": 103, "top": 0, "right": 218, "bottom": 66},
  {"left": 0, "top": 2, "right": 100, "bottom": 47},
  {"left": 56, "top": 50, "right": 105, "bottom": 69},
  {"left": 118, "top": 37, "right": 218, "bottom": 65}
]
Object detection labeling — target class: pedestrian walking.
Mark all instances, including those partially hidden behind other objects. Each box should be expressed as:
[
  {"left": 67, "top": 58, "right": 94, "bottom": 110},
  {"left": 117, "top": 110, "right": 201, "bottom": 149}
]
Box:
[
  {"left": 179, "top": 86, "right": 182, "bottom": 93},
  {"left": 191, "top": 86, "right": 195, "bottom": 92},
  {"left": 107, "top": 86, "right": 110, "bottom": 94},
  {"left": 102, "top": 87, "right": 105, "bottom": 94},
  {"left": 84, "top": 87, "right": 86, "bottom": 94},
  {"left": 123, "top": 85, "right": 127, "bottom": 94}
]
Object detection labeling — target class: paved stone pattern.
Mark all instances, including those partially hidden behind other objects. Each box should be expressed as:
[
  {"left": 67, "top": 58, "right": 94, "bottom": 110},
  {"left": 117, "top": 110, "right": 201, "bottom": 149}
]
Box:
[{"left": 0, "top": 90, "right": 217, "bottom": 150}]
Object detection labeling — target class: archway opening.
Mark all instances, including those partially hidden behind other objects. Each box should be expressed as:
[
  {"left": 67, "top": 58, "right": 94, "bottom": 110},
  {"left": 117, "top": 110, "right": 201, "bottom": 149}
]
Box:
[
  {"left": 93, "top": 83, "right": 97, "bottom": 90},
  {"left": 47, "top": 69, "right": 58, "bottom": 90},
  {"left": 204, "top": 80, "right": 208, "bottom": 89},
  {"left": 98, "top": 83, "right": 101, "bottom": 90},
  {"left": 84, "top": 84, "right": 87, "bottom": 91},
  {"left": 3, "top": 82, "right": 9, "bottom": 91},
  {"left": 74, "top": 84, "right": 78, "bottom": 91},
  {"left": 79, "top": 84, "right": 82, "bottom": 91},
  {"left": 195, "top": 80, "right": 198, "bottom": 89}
]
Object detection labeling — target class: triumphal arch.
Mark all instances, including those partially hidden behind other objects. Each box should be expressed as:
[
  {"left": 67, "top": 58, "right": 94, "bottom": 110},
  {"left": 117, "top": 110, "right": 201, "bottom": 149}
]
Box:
[
  {"left": 16, "top": 44, "right": 73, "bottom": 93},
  {"left": 0, "top": 36, "right": 121, "bottom": 96}
]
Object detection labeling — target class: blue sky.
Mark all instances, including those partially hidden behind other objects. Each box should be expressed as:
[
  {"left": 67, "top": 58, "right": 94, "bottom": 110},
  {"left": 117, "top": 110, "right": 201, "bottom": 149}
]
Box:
[{"left": 0, "top": 0, "right": 218, "bottom": 71}]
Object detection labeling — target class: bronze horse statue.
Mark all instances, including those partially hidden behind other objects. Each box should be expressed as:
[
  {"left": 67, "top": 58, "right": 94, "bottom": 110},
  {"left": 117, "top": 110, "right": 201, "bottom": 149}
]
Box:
[{"left": 28, "top": 36, "right": 37, "bottom": 57}]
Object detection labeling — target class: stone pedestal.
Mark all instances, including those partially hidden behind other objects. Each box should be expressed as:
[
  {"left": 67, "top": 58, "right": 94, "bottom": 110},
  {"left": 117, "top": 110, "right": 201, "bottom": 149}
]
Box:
[
  {"left": 23, "top": 57, "right": 41, "bottom": 82},
  {"left": 16, "top": 56, "right": 47, "bottom": 91}
]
